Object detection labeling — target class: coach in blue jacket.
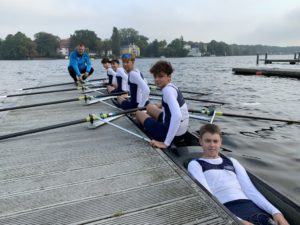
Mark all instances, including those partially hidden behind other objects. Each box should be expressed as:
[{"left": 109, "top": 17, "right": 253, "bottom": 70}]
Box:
[{"left": 68, "top": 44, "right": 94, "bottom": 83}]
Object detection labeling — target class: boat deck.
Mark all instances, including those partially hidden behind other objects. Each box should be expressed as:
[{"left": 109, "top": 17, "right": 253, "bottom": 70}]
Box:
[{"left": 0, "top": 74, "right": 238, "bottom": 224}]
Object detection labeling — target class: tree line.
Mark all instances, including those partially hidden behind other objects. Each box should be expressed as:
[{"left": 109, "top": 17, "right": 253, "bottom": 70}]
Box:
[{"left": 0, "top": 27, "right": 299, "bottom": 60}]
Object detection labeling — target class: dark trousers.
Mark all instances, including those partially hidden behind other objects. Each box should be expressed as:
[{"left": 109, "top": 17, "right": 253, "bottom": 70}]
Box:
[
  {"left": 68, "top": 66, "right": 94, "bottom": 82},
  {"left": 224, "top": 199, "right": 274, "bottom": 225}
]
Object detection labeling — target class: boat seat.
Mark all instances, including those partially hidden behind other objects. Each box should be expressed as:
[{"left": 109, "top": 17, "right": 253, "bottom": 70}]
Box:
[{"left": 166, "top": 146, "right": 203, "bottom": 169}]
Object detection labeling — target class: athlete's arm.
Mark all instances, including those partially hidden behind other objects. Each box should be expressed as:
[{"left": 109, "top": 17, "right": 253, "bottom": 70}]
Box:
[{"left": 231, "top": 158, "right": 281, "bottom": 215}]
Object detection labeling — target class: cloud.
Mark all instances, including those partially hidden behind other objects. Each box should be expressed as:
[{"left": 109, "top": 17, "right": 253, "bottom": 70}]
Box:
[
  {"left": 237, "top": 7, "right": 300, "bottom": 46},
  {"left": 0, "top": 0, "right": 299, "bottom": 46}
]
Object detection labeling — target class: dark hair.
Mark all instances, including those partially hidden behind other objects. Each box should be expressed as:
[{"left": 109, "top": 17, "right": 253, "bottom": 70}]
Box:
[
  {"left": 101, "top": 58, "right": 111, "bottom": 64},
  {"left": 78, "top": 43, "right": 85, "bottom": 47},
  {"left": 111, "top": 58, "right": 120, "bottom": 64},
  {"left": 198, "top": 124, "right": 222, "bottom": 139},
  {"left": 150, "top": 60, "right": 174, "bottom": 75}
]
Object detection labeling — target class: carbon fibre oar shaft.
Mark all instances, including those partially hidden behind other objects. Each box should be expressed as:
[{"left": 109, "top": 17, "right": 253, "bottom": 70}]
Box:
[
  {"left": 0, "top": 107, "right": 145, "bottom": 140},
  {"left": 20, "top": 78, "right": 107, "bottom": 90},
  {"left": 1, "top": 85, "right": 106, "bottom": 98},
  {"left": 189, "top": 108, "right": 300, "bottom": 124},
  {"left": 0, "top": 92, "right": 127, "bottom": 112},
  {"left": 150, "top": 93, "right": 226, "bottom": 105},
  {"left": 148, "top": 83, "right": 208, "bottom": 95}
]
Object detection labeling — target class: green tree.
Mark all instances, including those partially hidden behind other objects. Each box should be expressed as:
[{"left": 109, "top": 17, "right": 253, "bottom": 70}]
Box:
[
  {"left": 119, "top": 28, "right": 150, "bottom": 56},
  {"left": 199, "top": 42, "right": 207, "bottom": 55},
  {"left": 207, "top": 40, "right": 218, "bottom": 55},
  {"left": 95, "top": 39, "right": 104, "bottom": 56},
  {"left": 207, "top": 40, "right": 231, "bottom": 56},
  {"left": 102, "top": 39, "right": 112, "bottom": 57},
  {"left": 34, "top": 32, "right": 60, "bottom": 58},
  {"left": 135, "top": 35, "right": 149, "bottom": 56},
  {"left": 119, "top": 28, "right": 139, "bottom": 46},
  {"left": 146, "top": 39, "right": 167, "bottom": 57},
  {"left": 146, "top": 39, "right": 159, "bottom": 57},
  {"left": 111, "top": 27, "right": 120, "bottom": 57},
  {"left": 0, "top": 39, "right": 3, "bottom": 59},
  {"left": 70, "top": 30, "right": 100, "bottom": 52},
  {"left": 1, "top": 32, "right": 37, "bottom": 59},
  {"left": 165, "top": 37, "right": 188, "bottom": 57}
]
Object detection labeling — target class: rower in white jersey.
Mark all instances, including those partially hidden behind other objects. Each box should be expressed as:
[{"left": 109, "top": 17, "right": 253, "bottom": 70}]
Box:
[
  {"left": 136, "top": 60, "right": 189, "bottom": 149},
  {"left": 107, "top": 58, "right": 129, "bottom": 93},
  {"left": 188, "top": 124, "right": 289, "bottom": 225},
  {"left": 101, "top": 58, "right": 117, "bottom": 91},
  {"left": 117, "top": 53, "right": 150, "bottom": 109}
]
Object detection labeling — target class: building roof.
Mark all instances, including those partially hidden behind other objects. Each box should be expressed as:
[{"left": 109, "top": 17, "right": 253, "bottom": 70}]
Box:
[{"left": 60, "top": 38, "right": 71, "bottom": 49}]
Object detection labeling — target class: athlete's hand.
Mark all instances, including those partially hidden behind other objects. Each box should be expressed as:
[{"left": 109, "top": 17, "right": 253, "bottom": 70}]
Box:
[
  {"left": 78, "top": 75, "right": 84, "bottom": 81},
  {"left": 273, "top": 213, "right": 289, "bottom": 225},
  {"left": 150, "top": 140, "right": 167, "bottom": 149},
  {"left": 84, "top": 72, "right": 89, "bottom": 78}
]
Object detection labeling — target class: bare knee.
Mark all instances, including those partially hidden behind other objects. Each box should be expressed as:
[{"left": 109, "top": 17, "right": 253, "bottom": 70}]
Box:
[
  {"left": 117, "top": 96, "right": 124, "bottom": 104},
  {"left": 146, "top": 104, "right": 162, "bottom": 119},
  {"left": 135, "top": 110, "right": 149, "bottom": 125},
  {"left": 107, "top": 85, "right": 115, "bottom": 93}
]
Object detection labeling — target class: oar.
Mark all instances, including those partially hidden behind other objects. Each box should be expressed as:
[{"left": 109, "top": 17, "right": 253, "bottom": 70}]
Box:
[
  {"left": 0, "top": 107, "right": 146, "bottom": 141},
  {"left": 148, "top": 84, "right": 208, "bottom": 95},
  {"left": 189, "top": 108, "right": 300, "bottom": 124},
  {"left": 0, "top": 92, "right": 127, "bottom": 112},
  {"left": 150, "top": 93, "right": 226, "bottom": 105},
  {"left": 0, "top": 85, "right": 108, "bottom": 99},
  {"left": 20, "top": 78, "right": 107, "bottom": 91}
]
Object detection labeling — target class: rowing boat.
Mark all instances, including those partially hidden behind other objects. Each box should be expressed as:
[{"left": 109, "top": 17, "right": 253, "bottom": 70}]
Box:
[
  {"left": 111, "top": 99, "right": 299, "bottom": 225},
  {"left": 163, "top": 144, "right": 300, "bottom": 225}
]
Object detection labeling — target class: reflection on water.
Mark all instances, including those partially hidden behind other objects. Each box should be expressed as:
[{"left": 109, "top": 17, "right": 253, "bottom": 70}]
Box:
[{"left": 0, "top": 56, "right": 299, "bottom": 203}]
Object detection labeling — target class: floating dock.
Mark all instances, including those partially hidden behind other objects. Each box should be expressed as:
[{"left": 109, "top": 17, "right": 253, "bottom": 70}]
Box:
[
  {"left": 232, "top": 67, "right": 300, "bottom": 79},
  {"left": 0, "top": 75, "right": 238, "bottom": 224}
]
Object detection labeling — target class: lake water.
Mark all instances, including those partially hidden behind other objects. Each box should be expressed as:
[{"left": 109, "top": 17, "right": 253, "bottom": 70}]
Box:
[{"left": 0, "top": 56, "right": 299, "bottom": 204}]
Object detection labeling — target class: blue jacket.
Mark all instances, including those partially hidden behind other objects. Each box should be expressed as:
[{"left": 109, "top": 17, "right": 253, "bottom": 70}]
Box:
[{"left": 68, "top": 49, "right": 92, "bottom": 77}]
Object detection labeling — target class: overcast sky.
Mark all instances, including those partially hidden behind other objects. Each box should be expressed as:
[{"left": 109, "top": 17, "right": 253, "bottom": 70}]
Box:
[{"left": 1, "top": 0, "right": 300, "bottom": 46}]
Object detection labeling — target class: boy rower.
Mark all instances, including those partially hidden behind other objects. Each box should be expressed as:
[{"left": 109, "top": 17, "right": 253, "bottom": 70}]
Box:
[
  {"left": 101, "top": 58, "right": 117, "bottom": 90},
  {"left": 117, "top": 53, "right": 150, "bottom": 109},
  {"left": 188, "top": 123, "right": 289, "bottom": 225},
  {"left": 108, "top": 58, "right": 129, "bottom": 93},
  {"left": 135, "top": 60, "right": 189, "bottom": 149}
]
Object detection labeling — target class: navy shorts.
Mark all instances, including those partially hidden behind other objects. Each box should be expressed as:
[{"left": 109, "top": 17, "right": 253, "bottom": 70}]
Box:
[
  {"left": 120, "top": 100, "right": 138, "bottom": 110},
  {"left": 144, "top": 113, "right": 168, "bottom": 141},
  {"left": 224, "top": 199, "right": 273, "bottom": 225}
]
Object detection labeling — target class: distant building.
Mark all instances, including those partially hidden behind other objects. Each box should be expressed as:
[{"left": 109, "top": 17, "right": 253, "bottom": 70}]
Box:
[
  {"left": 58, "top": 38, "right": 71, "bottom": 58},
  {"left": 184, "top": 44, "right": 192, "bottom": 51},
  {"left": 188, "top": 47, "right": 202, "bottom": 57},
  {"left": 121, "top": 44, "right": 140, "bottom": 57}
]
